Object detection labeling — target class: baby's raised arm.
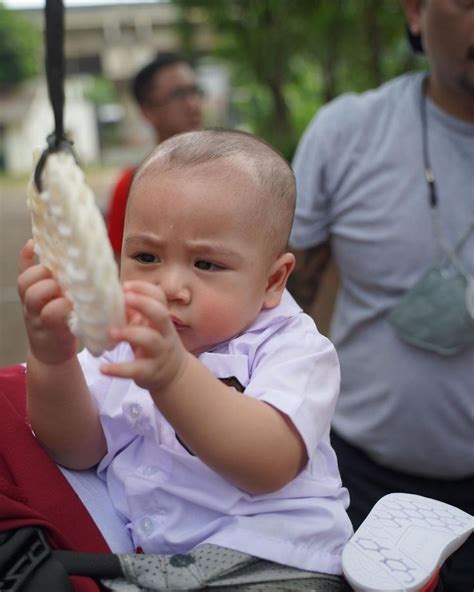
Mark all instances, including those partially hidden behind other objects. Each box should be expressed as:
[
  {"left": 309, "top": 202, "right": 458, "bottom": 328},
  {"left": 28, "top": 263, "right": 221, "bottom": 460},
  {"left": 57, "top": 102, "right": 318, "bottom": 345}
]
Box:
[{"left": 18, "top": 240, "right": 106, "bottom": 469}]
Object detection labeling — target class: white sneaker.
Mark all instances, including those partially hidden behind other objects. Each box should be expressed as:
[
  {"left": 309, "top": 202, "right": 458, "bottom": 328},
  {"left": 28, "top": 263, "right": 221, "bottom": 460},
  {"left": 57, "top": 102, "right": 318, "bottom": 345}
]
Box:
[{"left": 342, "top": 492, "right": 474, "bottom": 592}]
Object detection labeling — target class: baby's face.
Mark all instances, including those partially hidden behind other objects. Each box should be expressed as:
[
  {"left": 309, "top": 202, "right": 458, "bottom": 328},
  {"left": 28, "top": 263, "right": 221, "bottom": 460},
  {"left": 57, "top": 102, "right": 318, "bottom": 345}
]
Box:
[{"left": 121, "top": 165, "right": 274, "bottom": 355}]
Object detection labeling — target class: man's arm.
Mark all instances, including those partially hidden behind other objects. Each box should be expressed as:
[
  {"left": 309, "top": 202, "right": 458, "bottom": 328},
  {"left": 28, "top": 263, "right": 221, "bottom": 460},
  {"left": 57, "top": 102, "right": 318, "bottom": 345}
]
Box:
[{"left": 287, "top": 240, "right": 332, "bottom": 311}]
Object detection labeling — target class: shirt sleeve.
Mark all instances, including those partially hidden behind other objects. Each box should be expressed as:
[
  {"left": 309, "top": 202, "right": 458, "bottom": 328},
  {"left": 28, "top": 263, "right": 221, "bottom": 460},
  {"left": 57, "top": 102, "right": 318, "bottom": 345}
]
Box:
[
  {"left": 246, "top": 317, "right": 341, "bottom": 459},
  {"left": 77, "top": 344, "right": 130, "bottom": 408},
  {"left": 77, "top": 347, "right": 112, "bottom": 407},
  {"left": 290, "top": 95, "right": 361, "bottom": 250}
]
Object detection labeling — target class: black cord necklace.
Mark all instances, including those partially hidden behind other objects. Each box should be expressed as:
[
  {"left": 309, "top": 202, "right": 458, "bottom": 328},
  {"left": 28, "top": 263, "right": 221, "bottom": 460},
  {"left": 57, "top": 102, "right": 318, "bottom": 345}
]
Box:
[
  {"left": 420, "top": 76, "right": 474, "bottom": 317},
  {"left": 419, "top": 75, "right": 474, "bottom": 271},
  {"left": 420, "top": 76, "right": 438, "bottom": 209}
]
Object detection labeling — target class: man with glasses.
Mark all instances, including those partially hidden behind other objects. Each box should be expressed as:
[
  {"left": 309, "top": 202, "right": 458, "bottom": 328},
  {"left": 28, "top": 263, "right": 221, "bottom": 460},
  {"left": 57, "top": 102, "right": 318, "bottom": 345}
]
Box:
[{"left": 106, "top": 52, "right": 203, "bottom": 259}]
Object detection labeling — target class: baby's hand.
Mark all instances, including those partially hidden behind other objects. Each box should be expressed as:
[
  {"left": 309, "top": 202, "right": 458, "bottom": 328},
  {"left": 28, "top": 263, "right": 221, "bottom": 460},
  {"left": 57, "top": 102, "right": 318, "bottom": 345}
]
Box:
[
  {"left": 17, "top": 240, "right": 77, "bottom": 365},
  {"left": 101, "top": 280, "right": 188, "bottom": 393}
]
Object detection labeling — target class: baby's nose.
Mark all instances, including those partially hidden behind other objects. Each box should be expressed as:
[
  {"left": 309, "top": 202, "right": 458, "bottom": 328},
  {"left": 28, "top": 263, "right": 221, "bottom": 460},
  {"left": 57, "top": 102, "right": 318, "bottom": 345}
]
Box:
[{"left": 160, "top": 271, "right": 191, "bottom": 303}]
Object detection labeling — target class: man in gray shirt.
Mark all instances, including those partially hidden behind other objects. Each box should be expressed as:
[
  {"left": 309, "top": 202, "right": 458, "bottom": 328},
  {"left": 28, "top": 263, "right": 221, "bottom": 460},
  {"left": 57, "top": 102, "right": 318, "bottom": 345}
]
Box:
[{"left": 289, "top": 1, "right": 474, "bottom": 590}]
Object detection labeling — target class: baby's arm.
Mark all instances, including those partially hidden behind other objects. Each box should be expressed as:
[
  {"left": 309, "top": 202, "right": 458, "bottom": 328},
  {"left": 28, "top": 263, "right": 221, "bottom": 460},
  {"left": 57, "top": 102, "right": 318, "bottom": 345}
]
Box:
[
  {"left": 103, "top": 281, "right": 306, "bottom": 494},
  {"left": 151, "top": 355, "right": 307, "bottom": 495},
  {"left": 18, "top": 241, "right": 106, "bottom": 469}
]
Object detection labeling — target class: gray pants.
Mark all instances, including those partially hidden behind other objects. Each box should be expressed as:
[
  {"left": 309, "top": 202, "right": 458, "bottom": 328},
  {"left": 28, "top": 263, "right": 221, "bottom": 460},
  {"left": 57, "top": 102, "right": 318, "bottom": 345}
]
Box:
[{"left": 103, "top": 544, "right": 350, "bottom": 592}]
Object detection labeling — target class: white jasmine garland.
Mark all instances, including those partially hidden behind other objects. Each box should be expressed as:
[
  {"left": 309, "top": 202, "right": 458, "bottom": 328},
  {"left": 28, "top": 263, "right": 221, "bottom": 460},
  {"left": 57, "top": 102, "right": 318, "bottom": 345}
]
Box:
[{"left": 28, "top": 150, "right": 125, "bottom": 356}]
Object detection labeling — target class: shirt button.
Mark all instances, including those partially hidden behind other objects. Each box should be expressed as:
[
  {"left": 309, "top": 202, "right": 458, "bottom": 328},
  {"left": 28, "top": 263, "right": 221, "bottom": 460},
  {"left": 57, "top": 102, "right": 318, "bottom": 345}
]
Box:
[
  {"left": 143, "top": 465, "right": 159, "bottom": 476},
  {"left": 140, "top": 517, "right": 154, "bottom": 535},
  {"left": 129, "top": 403, "right": 142, "bottom": 419}
]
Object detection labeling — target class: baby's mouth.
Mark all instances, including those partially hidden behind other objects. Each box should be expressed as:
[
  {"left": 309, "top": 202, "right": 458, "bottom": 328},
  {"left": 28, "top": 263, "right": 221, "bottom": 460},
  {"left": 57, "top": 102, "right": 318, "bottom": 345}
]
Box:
[{"left": 171, "top": 315, "right": 188, "bottom": 330}]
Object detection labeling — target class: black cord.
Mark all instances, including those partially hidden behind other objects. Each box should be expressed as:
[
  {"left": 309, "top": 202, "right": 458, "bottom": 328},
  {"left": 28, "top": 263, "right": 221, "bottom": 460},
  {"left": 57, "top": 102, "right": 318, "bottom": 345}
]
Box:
[
  {"left": 34, "top": 0, "right": 78, "bottom": 192},
  {"left": 45, "top": 0, "right": 65, "bottom": 142},
  {"left": 420, "top": 75, "right": 438, "bottom": 209}
]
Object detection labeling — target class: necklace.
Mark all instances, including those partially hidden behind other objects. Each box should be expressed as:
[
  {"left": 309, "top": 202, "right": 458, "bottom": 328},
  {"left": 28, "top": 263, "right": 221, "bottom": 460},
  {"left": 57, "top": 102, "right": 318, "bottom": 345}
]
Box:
[{"left": 419, "top": 76, "right": 474, "bottom": 316}]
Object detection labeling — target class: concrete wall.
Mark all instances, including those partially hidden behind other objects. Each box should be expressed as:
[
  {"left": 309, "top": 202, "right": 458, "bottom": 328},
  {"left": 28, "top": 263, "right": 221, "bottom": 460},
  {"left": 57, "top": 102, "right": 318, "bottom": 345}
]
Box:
[{"left": 5, "top": 79, "right": 100, "bottom": 175}]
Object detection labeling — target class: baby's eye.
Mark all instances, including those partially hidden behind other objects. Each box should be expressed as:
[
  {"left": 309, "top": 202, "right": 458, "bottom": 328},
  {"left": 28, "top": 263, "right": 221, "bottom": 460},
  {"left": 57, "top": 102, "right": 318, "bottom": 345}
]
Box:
[
  {"left": 195, "top": 260, "right": 221, "bottom": 271},
  {"left": 134, "top": 253, "right": 159, "bottom": 264}
]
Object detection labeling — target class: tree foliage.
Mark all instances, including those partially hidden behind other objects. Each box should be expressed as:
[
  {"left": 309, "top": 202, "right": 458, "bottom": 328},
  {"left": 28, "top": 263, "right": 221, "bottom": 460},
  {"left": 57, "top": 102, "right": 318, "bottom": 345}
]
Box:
[
  {"left": 173, "top": 0, "right": 425, "bottom": 159},
  {"left": 0, "top": 4, "right": 40, "bottom": 90}
]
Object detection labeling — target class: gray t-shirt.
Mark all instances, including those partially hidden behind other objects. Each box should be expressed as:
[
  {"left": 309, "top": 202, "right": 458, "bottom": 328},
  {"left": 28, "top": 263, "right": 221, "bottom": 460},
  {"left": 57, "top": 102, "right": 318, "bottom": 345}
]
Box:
[{"left": 290, "top": 72, "right": 474, "bottom": 478}]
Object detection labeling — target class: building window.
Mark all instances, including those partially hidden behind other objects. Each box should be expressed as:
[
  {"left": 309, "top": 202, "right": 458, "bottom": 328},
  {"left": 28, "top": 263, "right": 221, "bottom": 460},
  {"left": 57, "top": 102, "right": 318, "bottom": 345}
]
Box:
[{"left": 66, "top": 55, "right": 102, "bottom": 76}]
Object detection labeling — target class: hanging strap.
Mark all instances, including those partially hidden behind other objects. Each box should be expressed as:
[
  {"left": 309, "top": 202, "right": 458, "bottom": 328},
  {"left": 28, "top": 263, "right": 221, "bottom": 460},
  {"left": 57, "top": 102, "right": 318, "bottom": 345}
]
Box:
[
  {"left": 34, "top": 0, "right": 78, "bottom": 192},
  {"left": 45, "top": 0, "right": 66, "bottom": 143}
]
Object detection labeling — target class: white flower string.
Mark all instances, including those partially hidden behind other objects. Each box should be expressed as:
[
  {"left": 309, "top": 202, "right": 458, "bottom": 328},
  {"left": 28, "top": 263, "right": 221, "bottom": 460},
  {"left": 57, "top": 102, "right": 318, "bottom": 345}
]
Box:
[{"left": 28, "top": 149, "right": 125, "bottom": 356}]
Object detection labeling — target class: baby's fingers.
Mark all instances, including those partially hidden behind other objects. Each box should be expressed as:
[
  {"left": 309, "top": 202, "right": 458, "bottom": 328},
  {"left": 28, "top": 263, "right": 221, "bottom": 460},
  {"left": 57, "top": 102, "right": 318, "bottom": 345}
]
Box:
[
  {"left": 17, "top": 256, "right": 54, "bottom": 303},
  {"left": 18, "top": 239, "right": 36, "bottom": 274},
  {"left": 100, "top": 359, "right": 148, "bottom": 380},
  {"left": 109, "top": 324, "right": 161, "bottom": 357},
  {"left": 40, "top": 297, "right": 74, "bottom": 330},
  {"left": 124, "top": 292, "right": 173, "bottom": 334},
  {"left": 123, "top": 280, "right": 167, "bottom": 304},
  {"left": 22, "top": 278, "right": 63, "bottom": 315}
]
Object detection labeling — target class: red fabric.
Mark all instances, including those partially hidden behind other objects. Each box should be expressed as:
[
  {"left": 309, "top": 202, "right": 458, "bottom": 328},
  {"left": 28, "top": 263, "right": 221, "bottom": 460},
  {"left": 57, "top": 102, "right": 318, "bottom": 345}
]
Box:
[
  {"left": 106, "top": 167, "right": 136, "bottom": 256},
  {"left": 0, "top": 364, "right": 111, "bottom": 592},
  {"left": 420, "top": 569, "right": 440, "bottom": 592}
]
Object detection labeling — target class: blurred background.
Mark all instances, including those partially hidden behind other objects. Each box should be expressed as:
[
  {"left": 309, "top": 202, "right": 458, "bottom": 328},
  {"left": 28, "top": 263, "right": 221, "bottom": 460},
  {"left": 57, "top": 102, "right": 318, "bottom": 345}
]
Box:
[{"left": 0, "top": 0, "right": 425, "bottom": 366}]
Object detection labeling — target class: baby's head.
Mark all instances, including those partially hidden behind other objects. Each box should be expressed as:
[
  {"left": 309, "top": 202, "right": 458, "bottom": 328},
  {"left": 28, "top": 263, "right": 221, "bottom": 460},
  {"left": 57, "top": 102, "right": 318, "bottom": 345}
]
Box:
[
  {"left": 122, "top": 129, "right": 296, "bottom": 354},
  {"left": 132, "top": 129, "right": 296, "bottom": 260}
]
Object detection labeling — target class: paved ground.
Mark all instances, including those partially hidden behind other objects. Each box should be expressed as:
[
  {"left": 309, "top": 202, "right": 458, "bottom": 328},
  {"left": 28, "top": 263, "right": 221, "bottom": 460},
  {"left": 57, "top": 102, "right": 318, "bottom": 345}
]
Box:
[{"left": 0, "top": 169, "right": 118, "bottom": 366}]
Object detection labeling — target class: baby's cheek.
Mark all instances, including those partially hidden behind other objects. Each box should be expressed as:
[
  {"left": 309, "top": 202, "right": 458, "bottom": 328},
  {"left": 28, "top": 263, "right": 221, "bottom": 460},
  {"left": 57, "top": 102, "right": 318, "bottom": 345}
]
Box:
[{"left": 197, "top": 298, "right": 237, "bottom": 339}]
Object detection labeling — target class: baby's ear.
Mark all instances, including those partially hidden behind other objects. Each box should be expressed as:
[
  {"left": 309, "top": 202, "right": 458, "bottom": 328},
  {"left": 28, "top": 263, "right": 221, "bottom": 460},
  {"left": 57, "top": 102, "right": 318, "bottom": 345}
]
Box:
[{"left": 263, "top": 252, "right": 295, "bottom": 309}]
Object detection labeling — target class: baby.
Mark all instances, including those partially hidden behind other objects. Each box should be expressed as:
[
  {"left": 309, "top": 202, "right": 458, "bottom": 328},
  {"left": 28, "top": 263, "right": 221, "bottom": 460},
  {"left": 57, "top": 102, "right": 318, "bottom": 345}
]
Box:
[{"left": 18, "top": 129, "right": 352, "bottom": 587}]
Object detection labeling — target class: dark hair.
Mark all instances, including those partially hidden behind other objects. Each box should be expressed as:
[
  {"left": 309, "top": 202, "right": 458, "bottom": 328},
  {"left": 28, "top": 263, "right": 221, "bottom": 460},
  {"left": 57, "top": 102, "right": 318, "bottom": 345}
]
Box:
[
  {"left": 406, "top": 25, "right": 424, "bottom": 54},
  {"left": 131, "top": 52, "right": 193, "bottom": 105}
]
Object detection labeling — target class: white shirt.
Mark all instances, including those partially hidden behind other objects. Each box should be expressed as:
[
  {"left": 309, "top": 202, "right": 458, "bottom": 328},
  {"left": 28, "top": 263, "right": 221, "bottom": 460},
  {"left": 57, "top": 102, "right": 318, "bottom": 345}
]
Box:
[{"left": 79, "top": 290, "right": 352, "bottom": 574}]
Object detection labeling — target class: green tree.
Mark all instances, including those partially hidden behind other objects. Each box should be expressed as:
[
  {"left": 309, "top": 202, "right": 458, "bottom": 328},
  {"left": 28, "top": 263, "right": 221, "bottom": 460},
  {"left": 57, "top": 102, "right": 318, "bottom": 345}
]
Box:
[
  {"left": 173, "top": 0, "right": 422, "bottom": 159},
  {"left": 175, "top": 0, "right": 320, "bottom": 158},
  {"left": 0, "top": 4, "right": 40, "bottom": 90}
]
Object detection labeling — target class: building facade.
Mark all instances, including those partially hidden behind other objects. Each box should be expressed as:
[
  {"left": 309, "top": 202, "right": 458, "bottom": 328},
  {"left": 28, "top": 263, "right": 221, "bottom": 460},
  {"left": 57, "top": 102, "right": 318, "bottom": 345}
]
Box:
[{"left": 1, "top": 1, "right": 228, "bottom": 174}]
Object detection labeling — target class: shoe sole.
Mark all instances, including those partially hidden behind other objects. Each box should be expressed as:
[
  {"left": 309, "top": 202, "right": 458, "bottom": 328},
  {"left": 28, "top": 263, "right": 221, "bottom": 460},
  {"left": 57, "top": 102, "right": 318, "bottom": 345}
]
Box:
[{"left": 342, "top": 492, "right": 474, "bottom": 591}]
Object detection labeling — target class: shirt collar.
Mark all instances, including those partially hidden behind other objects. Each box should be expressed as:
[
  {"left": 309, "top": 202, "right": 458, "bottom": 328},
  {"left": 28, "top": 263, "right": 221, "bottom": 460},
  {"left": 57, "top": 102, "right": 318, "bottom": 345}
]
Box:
[
  {"left": 247, "top": 289, "right": 302, "bottom": 333},
  {"left": 206, "top": 289, "right": 302, "bottom": 355}
]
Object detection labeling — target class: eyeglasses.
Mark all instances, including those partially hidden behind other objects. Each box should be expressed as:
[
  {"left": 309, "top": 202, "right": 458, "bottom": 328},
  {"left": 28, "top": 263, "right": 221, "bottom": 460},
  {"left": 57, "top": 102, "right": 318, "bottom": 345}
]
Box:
[{"left": 147, "top": 85, "right": 204, "bottom": 108}]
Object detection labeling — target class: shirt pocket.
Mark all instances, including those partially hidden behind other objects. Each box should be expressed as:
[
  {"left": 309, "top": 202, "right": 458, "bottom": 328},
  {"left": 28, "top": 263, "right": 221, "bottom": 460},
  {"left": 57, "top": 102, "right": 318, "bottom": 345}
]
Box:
[
  {"left": 174, "top": 352, "right": 250, "bottom": 455},
  {"left": 198, "top": 352, "right": 250, "bottom": 392}
]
